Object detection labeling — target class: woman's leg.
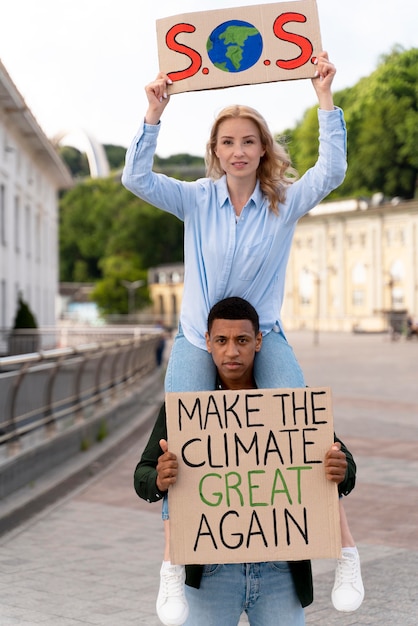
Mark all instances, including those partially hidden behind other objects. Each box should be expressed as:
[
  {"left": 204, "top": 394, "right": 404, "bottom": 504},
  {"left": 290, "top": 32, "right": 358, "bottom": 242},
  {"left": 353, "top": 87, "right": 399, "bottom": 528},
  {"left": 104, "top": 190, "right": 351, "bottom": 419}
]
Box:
[
  {"left": 157, "top": 495, "right": 189, "bottom": 625},
  {"left": 162, "top": 495, "right": 171, "bottom": 560},
  {"left": 254, "top": 327, "right": 305, "bottom": 389},
  {"left": 332, "top": 500, "right": 364, "bottom": 612},
  {"left": 339, "top": 500, "right": 356, "bottom": 547},
  {"left": 165, "top": 328, "right": 216, "bottom": 392}
]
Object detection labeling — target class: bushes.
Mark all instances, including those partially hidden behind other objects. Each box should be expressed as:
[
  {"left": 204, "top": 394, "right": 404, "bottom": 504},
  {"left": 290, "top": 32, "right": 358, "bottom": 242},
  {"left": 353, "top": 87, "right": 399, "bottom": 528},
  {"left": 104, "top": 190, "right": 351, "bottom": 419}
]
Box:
[
  {"left": 8, "top": 294, "right": 39, "bottom": 355},
  {"left": 13, "top": 294, "right": 38, "bottom": 330}
]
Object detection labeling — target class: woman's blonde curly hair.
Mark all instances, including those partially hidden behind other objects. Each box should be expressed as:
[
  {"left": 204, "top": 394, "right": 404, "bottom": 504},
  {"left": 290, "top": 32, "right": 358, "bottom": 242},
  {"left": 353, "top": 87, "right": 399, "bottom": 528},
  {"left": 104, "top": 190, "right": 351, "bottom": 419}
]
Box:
[{"left": 205, "top": 105, "right": 298, "bottom": 214}]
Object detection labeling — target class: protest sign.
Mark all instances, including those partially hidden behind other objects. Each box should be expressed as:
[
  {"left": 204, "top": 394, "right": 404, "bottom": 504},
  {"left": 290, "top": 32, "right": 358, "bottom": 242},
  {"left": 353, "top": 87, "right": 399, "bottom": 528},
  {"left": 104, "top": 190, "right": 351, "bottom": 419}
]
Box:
[
  {"left": 166, "top": 387, "right": 341, "bottom": 565},
  {"left": 156, "top": 0, "right": 322, "bottom": 94}
]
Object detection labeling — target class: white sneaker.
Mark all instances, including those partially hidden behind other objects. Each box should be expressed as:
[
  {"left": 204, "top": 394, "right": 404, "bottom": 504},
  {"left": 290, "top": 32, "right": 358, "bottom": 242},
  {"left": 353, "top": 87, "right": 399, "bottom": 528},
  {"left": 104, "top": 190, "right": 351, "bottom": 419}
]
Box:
[
  {"left": 332, "top": 549, "right": 365, "bottom": 612},
  {"left": 156, "top": 562, "right": 189, "bottom": 626}
]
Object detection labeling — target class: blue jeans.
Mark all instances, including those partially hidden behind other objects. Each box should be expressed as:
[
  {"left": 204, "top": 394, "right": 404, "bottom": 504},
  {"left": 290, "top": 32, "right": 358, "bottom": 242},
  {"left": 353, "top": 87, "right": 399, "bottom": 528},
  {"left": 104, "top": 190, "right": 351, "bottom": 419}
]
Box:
[
  {"left": 184, "top": 562, "right": 305, "bottom": 626},
  {"left": 165, "top": 324, "right": 305, "bottom": 392}
]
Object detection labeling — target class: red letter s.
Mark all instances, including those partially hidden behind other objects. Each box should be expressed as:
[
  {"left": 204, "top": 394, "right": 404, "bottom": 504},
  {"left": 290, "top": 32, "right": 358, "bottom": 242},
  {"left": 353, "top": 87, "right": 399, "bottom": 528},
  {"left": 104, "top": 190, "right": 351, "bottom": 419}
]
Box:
[
  {"left": 273, "top": 13, "right": 313, "bottom": 70},
  {"left": 165, "top": 23, "right": 202, "bottom": 82}
]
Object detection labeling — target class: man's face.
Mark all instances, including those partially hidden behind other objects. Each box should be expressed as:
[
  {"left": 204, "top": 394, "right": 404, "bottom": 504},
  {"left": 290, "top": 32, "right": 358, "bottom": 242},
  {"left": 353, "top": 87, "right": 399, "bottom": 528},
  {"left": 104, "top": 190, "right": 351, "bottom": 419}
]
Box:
[{"left": 205, "top": 318, "right": 262, "bottom": 389}]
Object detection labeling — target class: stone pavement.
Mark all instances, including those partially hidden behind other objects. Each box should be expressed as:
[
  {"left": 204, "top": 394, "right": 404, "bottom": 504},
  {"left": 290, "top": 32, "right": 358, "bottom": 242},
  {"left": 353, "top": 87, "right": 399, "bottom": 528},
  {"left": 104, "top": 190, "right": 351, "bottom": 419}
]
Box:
[{"left": 0, "top": 331, "right": 417, "bottom": 625}]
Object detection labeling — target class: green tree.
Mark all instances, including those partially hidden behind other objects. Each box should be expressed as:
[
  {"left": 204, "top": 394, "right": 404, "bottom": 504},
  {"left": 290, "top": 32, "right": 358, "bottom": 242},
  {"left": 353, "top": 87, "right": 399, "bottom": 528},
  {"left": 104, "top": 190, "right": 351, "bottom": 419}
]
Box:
[
  {"left": 283, "top": 46, "right": 418, "bottom": 200},
  {"left": 59, "top": 178, "right": 120, "bottom": 281},
  {"left": 59, "top": 178, "right": 184, "bottom": 314},
  {"left": 59, "top": 144, "right": 127, "bottom": 177},
  {"left": 106, "top": 199, "right": 184, "bottom": 268},
  {"left": 58, "top": 146, "right": 90, "bottom": 178},
  {"left": 103, "top": 144, "right": 127, "bottom": 170},
  {"left": 91, "top": 256, "right": 149, "bottom": 315},
  {"left": 342, "top": 46, "right": 418, "bottom": 199},
  {"left": 154, "top": 153, "right": 204, "bottom": 167}
]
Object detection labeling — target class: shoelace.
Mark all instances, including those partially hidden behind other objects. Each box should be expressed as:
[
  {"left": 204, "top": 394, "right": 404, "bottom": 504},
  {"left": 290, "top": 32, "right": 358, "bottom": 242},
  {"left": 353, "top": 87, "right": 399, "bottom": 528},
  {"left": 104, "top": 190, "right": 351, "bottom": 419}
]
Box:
[
  {"left": 161, "top": 569, "right": 185, "bottom": 600},
  {"left": 335, "top": 554, "right": 359, "bottom": 585}
]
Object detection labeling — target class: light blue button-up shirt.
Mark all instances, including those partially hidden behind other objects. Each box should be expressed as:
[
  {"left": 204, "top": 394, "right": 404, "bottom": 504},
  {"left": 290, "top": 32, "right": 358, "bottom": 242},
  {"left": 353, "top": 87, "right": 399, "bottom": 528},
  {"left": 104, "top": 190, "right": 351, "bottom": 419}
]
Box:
[{"left": 122, "top": 107, "right": 347, "bottom": 350}]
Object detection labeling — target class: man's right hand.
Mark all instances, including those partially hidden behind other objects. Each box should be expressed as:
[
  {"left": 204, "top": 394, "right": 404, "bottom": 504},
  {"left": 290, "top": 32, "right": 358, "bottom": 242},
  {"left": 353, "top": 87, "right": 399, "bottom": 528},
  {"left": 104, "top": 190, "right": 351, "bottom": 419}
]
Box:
[{"left": 156, "top": 439, "right": 178, "bottom": 492}]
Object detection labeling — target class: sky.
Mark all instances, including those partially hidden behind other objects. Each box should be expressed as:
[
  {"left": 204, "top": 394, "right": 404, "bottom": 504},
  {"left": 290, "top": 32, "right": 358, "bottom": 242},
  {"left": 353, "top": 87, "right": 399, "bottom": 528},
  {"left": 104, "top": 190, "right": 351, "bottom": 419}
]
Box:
[{"left": 1, "top": 0, "right": 416, "bottom": 158}]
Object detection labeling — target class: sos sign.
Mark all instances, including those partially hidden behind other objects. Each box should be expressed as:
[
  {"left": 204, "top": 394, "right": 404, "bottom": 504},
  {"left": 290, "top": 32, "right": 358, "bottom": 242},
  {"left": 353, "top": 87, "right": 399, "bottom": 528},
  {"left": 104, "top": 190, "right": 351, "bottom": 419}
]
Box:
[{"left": 156, "top": 1, "right": 323, "bottom": 94}]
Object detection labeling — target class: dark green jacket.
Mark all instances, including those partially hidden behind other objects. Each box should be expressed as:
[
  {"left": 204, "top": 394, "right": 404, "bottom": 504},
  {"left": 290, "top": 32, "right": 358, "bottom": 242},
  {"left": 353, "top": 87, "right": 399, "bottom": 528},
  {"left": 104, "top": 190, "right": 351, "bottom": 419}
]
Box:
[{"left": 134, "top": 403, "right": 356, "bottom": 608}]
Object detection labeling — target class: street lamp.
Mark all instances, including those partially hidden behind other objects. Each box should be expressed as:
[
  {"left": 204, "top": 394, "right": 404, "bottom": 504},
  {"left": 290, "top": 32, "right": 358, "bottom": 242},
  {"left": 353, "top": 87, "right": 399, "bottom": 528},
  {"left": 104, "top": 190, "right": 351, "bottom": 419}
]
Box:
[
  {"left": 303, "top": 267, "right": 321, "bottom": 346},
  {"left": 313, "top": 273, "right": 320, "bottom": 346},
  {"left": 121, "top": 279, "right": 144, "bottom": 317}
]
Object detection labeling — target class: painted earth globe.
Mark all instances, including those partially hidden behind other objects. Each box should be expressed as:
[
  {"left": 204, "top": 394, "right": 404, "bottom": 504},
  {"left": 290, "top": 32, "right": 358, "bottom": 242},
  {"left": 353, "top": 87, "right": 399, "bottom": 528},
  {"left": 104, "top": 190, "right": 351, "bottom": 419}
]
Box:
[{"left": 206, "top": 20, "right": 263, "bottom": 73}]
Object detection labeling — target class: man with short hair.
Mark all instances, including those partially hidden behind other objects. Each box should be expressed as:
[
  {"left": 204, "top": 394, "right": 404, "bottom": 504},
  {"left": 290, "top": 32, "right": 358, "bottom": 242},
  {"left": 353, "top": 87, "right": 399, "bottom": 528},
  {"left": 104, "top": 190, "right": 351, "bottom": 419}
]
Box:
[{"left": 134, "top": 297, "right": 356, "bottom": 625}]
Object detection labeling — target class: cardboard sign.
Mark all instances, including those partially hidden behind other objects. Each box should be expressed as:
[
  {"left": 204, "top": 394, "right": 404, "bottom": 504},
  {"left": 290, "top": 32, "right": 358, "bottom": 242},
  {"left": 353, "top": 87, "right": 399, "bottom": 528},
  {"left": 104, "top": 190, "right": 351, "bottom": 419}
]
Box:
[
  {"left": 157, "top": 0, "right": 322, "bottom": 94},
  {"left": 166, "top": 387, "right": 341, "bottom": 565}
]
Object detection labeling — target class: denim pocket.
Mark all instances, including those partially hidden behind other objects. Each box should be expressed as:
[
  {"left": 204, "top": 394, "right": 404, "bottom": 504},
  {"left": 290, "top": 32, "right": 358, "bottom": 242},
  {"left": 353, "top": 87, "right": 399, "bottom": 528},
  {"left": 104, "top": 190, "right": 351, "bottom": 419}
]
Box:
[
  {"left": 202, "top": 563, "right": 223, "bottom": 577},
  {"left": 268, "top": 561, "right": 291, "bottom": 573}
]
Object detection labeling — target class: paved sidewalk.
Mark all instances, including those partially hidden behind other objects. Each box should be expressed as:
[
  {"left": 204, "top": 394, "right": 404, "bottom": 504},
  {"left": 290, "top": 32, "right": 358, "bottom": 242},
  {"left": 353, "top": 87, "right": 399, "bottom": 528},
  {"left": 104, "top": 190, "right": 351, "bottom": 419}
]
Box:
[{"left": 0, "top": 331, "right": 417, "bottom": 625}]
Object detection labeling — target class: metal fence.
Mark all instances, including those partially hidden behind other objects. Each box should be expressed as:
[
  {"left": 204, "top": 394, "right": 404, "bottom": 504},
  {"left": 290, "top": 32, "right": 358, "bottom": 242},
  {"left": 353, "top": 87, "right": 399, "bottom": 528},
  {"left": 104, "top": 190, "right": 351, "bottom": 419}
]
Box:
[
  {"left": 0, "top": 324, "right": 161, "bottom": 356},
  {"left": 0, "top": 331, "right": 161, "bottom": 461}
]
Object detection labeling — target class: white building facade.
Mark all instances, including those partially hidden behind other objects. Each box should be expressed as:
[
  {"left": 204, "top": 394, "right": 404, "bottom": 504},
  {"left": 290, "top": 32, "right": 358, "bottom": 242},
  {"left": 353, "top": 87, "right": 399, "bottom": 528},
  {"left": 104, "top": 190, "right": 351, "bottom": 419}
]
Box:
[{"left": 0, "top": 60, "right": 72, "bottom": 333}]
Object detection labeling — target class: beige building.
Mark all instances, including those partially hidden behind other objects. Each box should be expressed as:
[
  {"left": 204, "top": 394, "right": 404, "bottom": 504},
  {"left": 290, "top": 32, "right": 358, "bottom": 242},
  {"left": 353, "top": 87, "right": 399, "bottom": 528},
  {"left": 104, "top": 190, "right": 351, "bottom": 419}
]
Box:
[
  {"left": 148, "top": 263, "right": 184, "bottom": 329},
  {"left": 147, "top": 198, "right": 418, "bottom": 334},
  {"left": 282, "top": 198, "right": 418, "bottom": 333}
]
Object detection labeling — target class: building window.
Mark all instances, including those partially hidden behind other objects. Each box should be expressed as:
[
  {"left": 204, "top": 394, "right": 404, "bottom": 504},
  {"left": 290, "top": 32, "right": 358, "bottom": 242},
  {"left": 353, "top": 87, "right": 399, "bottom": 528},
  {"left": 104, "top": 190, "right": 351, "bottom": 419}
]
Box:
[
  {"left": 35, "top": 213, "right": 41, "bottom": 262},
  {"left": 352, "top": 262, "right": 366, "bottom": 285},
  {"left": 0, "top": 184, "right": 6, "bottom": 246},
  {"left": 25, "top": 205, "right": 31, "bottom": 258},
  {"left": 392, "top": 288, "right": 404, "bottom": 307},
  {"left": 390, "top": 259, "right": 404, "bottom": 282},
  {"left": 27, "top": 163, "right": 34, "bottom": 187},
  {"left": 172, "top": 294, "right": 177, "bottom": 315},
  {"left": 14, "top": 195, "right": 20, "bottom": 252},
  {"left": 0, "top": 279, "right": 5, "bottom": 328},
  {"left": 352, "top": 290, "right": 365, "bottom": 306},
  {"left": 299, "top": 269, "right": 313, "bottom": 305}
]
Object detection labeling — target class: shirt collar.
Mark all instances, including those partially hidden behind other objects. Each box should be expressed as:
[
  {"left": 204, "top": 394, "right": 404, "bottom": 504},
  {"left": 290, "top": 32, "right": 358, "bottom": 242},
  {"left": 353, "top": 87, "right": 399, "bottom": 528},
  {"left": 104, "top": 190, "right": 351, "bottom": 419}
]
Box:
[
  {"left": 215, "top": 175, "right": 264, "bottom": 210},
  {"left": 215, "top": 373, "right": 257, "bottom": 390}
]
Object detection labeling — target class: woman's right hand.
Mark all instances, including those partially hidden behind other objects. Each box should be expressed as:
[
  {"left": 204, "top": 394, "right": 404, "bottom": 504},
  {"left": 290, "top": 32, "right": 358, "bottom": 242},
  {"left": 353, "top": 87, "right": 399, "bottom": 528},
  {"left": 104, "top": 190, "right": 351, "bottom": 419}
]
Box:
[{"left": 144, "top": 73, "right": 173, "bottom": 125}]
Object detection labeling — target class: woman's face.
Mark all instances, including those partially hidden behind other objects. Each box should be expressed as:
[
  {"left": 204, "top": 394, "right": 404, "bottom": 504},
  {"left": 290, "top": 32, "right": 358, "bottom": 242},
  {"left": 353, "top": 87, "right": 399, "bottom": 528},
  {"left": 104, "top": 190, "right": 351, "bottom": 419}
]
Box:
[{"left": 214, "top": 117, "right": 265, "bottom": 183}]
